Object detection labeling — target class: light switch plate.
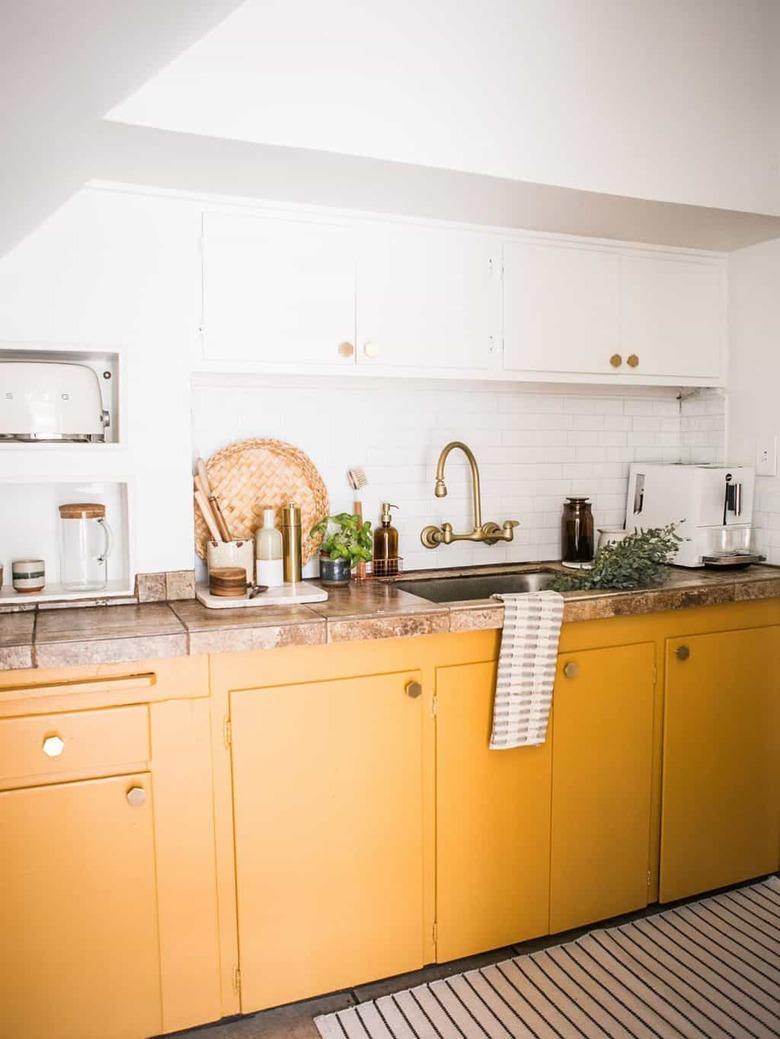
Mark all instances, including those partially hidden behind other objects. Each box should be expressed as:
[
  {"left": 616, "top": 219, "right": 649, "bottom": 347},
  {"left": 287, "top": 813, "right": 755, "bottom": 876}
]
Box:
[{"left": 756, "top": 435, "right": 778, "bottom": 477}]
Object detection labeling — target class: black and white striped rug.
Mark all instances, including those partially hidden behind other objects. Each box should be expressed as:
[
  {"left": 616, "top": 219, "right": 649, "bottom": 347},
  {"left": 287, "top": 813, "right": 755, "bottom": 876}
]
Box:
[{"left": 316, "top": 876, "right": 780, "bottom": 1038}]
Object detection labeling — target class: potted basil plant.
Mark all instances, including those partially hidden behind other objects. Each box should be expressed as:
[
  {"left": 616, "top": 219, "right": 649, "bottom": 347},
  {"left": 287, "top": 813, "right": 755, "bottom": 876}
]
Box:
[{"left": 311, "top": 513, "right": 373, "bottom": 587}]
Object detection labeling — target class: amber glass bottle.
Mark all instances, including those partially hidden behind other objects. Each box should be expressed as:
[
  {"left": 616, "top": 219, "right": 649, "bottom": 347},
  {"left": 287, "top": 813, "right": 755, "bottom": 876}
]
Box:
[
  {"left": 373, "top": 503, "right": 399, "bottom": 575},
  {"left": 561, "top": 497, "right": 594, "bottom": 564}
]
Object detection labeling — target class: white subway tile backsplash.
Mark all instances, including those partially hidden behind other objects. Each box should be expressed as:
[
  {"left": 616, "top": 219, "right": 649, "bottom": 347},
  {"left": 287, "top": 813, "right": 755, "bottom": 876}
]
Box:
[{"left": 192, "top": 379, "right": 727, "bottom": 573}]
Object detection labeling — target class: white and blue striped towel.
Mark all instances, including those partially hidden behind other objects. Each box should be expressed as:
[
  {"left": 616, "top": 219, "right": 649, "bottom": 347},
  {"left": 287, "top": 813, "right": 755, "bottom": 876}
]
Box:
[{"left": 489, "top": 590, "right": 564, "bottom": 749}]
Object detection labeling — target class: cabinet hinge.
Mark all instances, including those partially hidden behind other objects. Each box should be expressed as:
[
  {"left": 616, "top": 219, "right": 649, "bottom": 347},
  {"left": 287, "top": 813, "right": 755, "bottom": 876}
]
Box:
[
  {"left": 432, "top": 921, "right": 438, "bottom": 945},
  {"left": 431, "top": 695, "right": 438, "bottom": 717},
  {"left": 652, "top": 665, "right": 658, "bottom": 688},
  {"left": 232, "top": 966, "right": 241, "bottom": 995},
  {"left": 647, "top": 870, "right": 652, "bottom": 889},
  {"left": 223, "top": 717, "right": 232, "bottom": 750}
]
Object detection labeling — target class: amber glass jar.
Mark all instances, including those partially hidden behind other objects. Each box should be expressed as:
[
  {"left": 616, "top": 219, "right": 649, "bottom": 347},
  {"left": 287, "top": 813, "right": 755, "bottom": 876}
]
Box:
[{"left": 561, "top": 497, "right": 594, "bottom": 564}]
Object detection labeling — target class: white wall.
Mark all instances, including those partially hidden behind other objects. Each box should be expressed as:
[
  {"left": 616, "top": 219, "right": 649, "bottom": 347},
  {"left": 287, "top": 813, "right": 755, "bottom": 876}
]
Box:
[
  {"left": 728, "top": 238, "right": 780, "bottom": 565},
  {"left": 110, "top": 0, "right": 780, "bottom": 215},
  {"left": 192, "top": 376, "right": 725, "bottom": 575}
]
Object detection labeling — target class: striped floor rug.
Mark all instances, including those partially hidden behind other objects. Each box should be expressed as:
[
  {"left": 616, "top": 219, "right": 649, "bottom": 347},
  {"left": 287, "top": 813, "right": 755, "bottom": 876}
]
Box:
[{"left": 316, "top": 876, "right": 780, "bottom": 1038}]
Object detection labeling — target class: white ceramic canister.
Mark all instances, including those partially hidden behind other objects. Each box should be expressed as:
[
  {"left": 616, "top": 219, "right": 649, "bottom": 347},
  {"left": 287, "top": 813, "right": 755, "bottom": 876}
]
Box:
[
  {"left": 207, "top": 539, "right": 254, "bottom": 584},
  {"left": 255, "top": 508, "right": 285, "bottom": 588},
  {"left": 12, "top": 558, "right": 46, "bottom": 593},
  {"left": 597, "top": 527, "right": 630, "bottom": 551}
]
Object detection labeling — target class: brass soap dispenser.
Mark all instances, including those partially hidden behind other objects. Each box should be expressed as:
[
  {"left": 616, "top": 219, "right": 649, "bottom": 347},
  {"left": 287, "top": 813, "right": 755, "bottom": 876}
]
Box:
[{"left": 373, "top": 503, "right": 399, "bottom": 576}]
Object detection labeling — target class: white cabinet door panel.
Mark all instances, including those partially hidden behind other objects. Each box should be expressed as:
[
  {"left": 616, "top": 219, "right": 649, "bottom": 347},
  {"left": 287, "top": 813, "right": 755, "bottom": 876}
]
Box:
[
  {"left": 357, "top": 225, "right": 498, "bottom": 370},
  {"left": 620, "top": 254, "right": 724, "bottom": 379},
  {"left": 503, "top": 241, "right": 621, "bottom": 374},
  {"left": 202, "top": 211, "right": 356, "bottom": 366}
]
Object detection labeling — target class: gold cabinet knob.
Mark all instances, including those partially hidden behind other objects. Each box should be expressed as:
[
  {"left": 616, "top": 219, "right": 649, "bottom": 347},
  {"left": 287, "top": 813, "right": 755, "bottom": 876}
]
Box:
[
  {"left": 675, "top": 645, "right": 690, "bottom": 662},
  {"left": 126, "top": 786, "right": 146, "bottom": 807},
  {"left": 627, "top": 354, "right": 639, "bottom": 368},
  {"left": 42, "top": 734, "right": 65, "bottom": 758},
  {"left": 609, "top": 354, "right": 623, "bottom": 368},
  {"left": 405, "top": 680, "right": 422, "bottom": 699},
  {"left": 337, "top": 341, "right": 355, "bottom": 358},
  {"left": 563, "top": 662, "right": 578, "bottom": 679}
]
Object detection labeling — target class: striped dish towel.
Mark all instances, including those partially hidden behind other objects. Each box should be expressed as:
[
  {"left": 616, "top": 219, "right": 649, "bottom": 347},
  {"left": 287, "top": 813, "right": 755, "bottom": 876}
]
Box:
[{"left": 489, "top": 590, "right": 564, "bottom": 749}]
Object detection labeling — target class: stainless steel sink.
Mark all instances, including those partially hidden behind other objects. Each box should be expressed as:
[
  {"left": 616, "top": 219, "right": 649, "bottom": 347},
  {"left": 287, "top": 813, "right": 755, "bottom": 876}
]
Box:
[{"left": 395, "top": 571, "right": 559, "bottom": 603}]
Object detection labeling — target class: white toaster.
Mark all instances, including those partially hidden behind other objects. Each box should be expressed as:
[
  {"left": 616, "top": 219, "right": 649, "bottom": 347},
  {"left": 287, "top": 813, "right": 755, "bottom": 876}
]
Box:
[{"left": 0, "top": 361, "right": 110, "bottom": 442}]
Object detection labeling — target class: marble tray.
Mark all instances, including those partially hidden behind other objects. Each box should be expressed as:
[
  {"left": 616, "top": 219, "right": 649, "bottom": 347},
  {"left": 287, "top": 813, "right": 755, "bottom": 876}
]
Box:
[{"left": 195, "top": 582, "right": 328, "bottom": 610}]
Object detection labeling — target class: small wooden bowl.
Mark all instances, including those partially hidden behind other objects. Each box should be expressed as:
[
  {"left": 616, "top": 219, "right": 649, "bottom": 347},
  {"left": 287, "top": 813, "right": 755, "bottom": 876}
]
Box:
[{"left": 209, "top": 566, "right": 248, "bottom": 598}]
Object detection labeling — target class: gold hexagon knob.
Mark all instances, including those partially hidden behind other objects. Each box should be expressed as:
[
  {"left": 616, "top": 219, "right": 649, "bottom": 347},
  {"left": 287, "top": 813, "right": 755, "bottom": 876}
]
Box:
[
  {"left": 563, "top": 662, "right": 578, "bottom": 679},
  {"left": 609, "top": 354, "right": 623, "bottom": 368},
  {"left": 42, "top": 735, "right": 65, "bottom": 758},
  {"left": 627, "top": 354, "right": 639, "bottom": 368},
  {"left": 337, "top": 341, "right": 354, "bottom": 358},
  {"left": 405, "top": 680, "right": 423, "bottom": 699},
  {"left": 126, "top": 786, "right": 147, "bottom": 808},
  {"left": 675, "top": 645, "right": 690, "bottom": 662}
]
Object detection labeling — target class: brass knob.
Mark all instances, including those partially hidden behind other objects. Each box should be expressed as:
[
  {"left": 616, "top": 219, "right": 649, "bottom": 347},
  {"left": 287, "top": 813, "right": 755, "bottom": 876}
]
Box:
[
  {"left": 610, "top": 354, "right": 623, "bottom": 368},
  {"left": 126, "top": 786, "right": 146, "bottom": 807},
  {"left": 627, "top": 354, "right": 639, "bottom": 368},
  {"left": 563, "top": 662, "right": 578, "bottom": 679},
  {"left": 337, "top": 341, "right": 354, "bottom": 358},
  {"left": 405, "top": 680, "right": 422, "bottom": 699},
  {"left": 42, "top": 735, "right": 65, "bottom": 758},
  {"left": 675, "top": 645, "right": 690, "bottom": 662}
]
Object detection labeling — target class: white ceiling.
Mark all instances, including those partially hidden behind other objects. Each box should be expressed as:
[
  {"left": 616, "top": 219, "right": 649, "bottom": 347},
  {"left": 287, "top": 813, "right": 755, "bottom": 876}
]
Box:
[
  {"left": 108, "top": 0, "right": 780, "bottom": 216},
  {"left": 0, "top": 0, "right": 244, "bottom": 255}
]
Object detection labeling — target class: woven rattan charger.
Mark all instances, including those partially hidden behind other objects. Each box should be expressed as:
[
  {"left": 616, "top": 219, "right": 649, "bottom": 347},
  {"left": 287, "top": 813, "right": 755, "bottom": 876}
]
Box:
[{"left": 193, "top": 438, "right": 329, "bottom": 562}]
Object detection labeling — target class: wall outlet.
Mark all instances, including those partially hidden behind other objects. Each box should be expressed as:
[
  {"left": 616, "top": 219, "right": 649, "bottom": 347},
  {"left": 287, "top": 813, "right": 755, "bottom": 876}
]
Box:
[{"left": 756, "top": 435, "right": 778, "bottom": 477}]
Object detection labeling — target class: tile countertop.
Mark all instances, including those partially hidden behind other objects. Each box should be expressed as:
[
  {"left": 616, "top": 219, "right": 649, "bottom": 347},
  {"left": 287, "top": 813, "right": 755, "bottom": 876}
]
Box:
[{"left": 1, "top": 563, "right": 778, "bottom": 671}]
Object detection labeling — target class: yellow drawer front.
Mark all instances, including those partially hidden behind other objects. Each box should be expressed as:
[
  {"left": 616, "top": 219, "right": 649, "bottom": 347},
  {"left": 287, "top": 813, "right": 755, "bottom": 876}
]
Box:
[{"left": 0, "top": 705, "right": 149, "bottom": 786}]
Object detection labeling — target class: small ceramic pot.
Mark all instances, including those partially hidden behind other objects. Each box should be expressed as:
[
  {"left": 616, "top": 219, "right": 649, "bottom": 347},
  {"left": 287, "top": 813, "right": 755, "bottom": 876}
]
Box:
[
  {"left": 597, "top": 527, "right": 630, "bottom": 551},
  {"left": 207, "top": 539, "right": 254, "bottom": 584},
  {"left": 318, "top": 555, "right": 352, "bottom": 587},
  {"left": 12, "top": 558, "right": 46, "bottom": 594}
]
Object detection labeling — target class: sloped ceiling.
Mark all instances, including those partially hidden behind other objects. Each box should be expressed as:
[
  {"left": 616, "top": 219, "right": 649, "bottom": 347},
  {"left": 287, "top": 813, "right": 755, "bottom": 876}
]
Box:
[{"left": 0, "top": 0, "right": 243, "bottom": 255}]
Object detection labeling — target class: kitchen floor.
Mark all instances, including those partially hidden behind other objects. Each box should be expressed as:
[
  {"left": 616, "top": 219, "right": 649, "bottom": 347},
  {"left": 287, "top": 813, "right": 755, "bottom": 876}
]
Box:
[{"left": 168, "top": 898, "right": 693, "bottom": 1039}]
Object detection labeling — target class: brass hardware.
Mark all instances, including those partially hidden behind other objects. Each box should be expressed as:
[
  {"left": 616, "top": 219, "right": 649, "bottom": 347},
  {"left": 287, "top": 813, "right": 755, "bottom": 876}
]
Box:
[
  {"left": 627, "top": 354, "right": 639, "bottom": 368},
  {"left": 405, "top": 680, "right": 423, "bottom": 699},
  {"left": 42, "top": 735, "right": 65, "bottom": 758},
  {"left": 126, "top": 786, "right": 146, "bottom": 807},
  {"left": 563, "top": 662, "right": 578, "bottom": 679},
  {"left": 610, "top": 354, "right": 623, "bottom": 368},
  {"left": 675, "top": 645, "right": 690, "bottom": 662},
  {"left": 421, "top": 441, "right": 520, "bottom": 548},
  {"left": 337, "top": 341, "right": 355, "bottom": 358}
]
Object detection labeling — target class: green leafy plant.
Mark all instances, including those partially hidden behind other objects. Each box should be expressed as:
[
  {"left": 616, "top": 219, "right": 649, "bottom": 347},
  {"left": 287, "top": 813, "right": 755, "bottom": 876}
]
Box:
[
  {"left": 311, "top": 513, "right": 373, "bottom": 568},
  {"left": 551, "top": 522, "right": 684, "bottom": 592}
]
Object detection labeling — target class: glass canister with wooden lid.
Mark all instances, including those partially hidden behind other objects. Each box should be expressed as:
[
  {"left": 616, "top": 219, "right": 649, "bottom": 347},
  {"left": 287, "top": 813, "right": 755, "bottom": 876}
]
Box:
[{"left": 58, "top": 502, "right": 112, "bottom": 591}]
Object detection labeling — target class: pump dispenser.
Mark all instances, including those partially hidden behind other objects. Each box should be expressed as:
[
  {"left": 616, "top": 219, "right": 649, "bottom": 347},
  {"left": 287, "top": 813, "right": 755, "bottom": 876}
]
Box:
[{"left": 374, "top": 503, "right": 399, "bottom": 575}]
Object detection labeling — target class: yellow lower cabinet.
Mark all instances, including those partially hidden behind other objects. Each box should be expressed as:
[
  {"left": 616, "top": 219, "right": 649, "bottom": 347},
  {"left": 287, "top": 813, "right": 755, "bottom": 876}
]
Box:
[
  {"left": 549, "top": 642, "right": 656, "bottom": 934},
  {"left": 0, "top": 773, "right": 162, "bottom": 1039},
  {"left": 230, "top": 670, "right": 428, "bottom": 1011},
  {"left": 436, "top": 661, "right": 552, "bottom": 961},
  {"left": 660, "top": 624, "right": 780, "bottom": 902}
]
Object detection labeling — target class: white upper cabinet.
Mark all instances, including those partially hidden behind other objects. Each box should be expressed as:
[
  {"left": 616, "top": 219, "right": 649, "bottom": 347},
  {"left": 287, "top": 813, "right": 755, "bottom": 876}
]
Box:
[
  {"left": 503, "top": 238, "right": 725, "bottom": 382},
  {"left": 620, "top": 252, "right": 724, "bottom": 379},
  {"left": 355, "top": 224, "right": 499, "bottom": 371},
  {"left": 201, "top": 211, "right": 357, "bottom": 366},
  {"left": 503, "top": 241, "right": 621, "bottom": 375}
]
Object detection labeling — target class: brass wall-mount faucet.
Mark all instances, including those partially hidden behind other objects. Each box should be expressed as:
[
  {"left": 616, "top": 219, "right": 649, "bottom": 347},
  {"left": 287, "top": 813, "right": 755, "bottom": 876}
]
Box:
[{"left": 420, "top": 441, "right": 520, "bottom": 548}]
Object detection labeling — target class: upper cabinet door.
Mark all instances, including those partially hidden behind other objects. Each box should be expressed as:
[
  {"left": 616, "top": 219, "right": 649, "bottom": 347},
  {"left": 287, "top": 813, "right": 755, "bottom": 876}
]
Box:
[
  {"left": 503, "top": 241, "right": 621, "bottom": 375},
  {"left": 356, "top": 224, "right": 500, "bottom": 370},
  {"left": 201, "top": 211, "right": 357, "bottom": 366},
  {"left": 620, "top": 253, "right": 725, "bottom": 379}
]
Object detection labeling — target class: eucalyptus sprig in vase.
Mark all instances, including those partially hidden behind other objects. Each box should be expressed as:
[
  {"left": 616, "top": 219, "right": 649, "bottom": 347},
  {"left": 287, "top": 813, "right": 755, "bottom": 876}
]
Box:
[{"left": 311, "top": 513, "right": 373, "bottom": 587}]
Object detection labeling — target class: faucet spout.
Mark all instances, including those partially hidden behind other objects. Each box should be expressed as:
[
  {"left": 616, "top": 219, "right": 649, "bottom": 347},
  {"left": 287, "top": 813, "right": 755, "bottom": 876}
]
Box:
[{"left": 421, "top": 440, "right": 519, "bottom": 549}]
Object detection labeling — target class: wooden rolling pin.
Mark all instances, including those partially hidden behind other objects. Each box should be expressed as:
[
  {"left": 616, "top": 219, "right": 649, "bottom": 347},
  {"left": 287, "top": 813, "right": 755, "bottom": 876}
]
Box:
[
  {"left": 194, "top": 491, "right": 221, "bottom": 545},
  {"left": 196, "top": 459, "right": 231, "bottom": 541}
]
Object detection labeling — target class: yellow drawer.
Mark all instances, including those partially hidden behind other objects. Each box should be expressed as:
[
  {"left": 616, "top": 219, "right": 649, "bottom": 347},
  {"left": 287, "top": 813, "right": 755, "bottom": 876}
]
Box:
[{"left": 0, "top": 705, "right": 149, "bottom": 786}]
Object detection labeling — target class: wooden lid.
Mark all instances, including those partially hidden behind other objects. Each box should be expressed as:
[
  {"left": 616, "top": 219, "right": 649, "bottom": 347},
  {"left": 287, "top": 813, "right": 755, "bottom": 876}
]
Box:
[
  {"left": 209, "top": 566, "right": 247, "bottom": 597},
  {"left": 59, "top": 502, "right": 105, "bottom": 519}
]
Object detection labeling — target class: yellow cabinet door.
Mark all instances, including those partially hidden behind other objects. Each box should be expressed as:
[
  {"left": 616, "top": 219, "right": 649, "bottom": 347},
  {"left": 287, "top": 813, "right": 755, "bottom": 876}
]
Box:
[
  {"left": 0, "top": 774, "right": 162, "bottom": 1039},
  {"left": 230, "top": 670, "right": 428, "bottom": 1011},
  {"left": 661, "top": 625, "right": 780, "bottom": 902},
  {"left": 436, "top": 661, "right": 552, "bottom": 961},
  {"left": 550, "top": 643, "right": 655, "bottom": 934}
]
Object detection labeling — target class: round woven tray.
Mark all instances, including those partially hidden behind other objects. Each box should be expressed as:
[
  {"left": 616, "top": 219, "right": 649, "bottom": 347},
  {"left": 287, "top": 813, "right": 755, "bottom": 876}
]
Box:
[{"left": 194, "top": 438, "right": 329, "bottom": 562}]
